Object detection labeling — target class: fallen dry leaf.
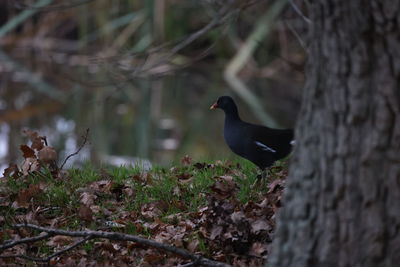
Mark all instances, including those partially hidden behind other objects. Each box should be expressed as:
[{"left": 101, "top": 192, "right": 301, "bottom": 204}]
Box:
[
  {"left": 187, "top": 239, "right": 199, "bottom": 252},
  {"left": 89, "top": 180, "right": 113, "bottom": 193},
  {"left": 38, "top": 146, "right": 57, "bottom": 163},
  {"left": 78, "top": 205, "right": 93, "bottom": 222},
  {"left": 230, "top": 211, "right": 246, "bottom": 224},
  {"left": 79, "top": 191, "right": 97, "bottom": 206},
  {"left": 251, "top": 219, "right": 270, "bottom": 234},
  {"left": 23, "top": 129, "right": 40, "bottom": 142},
  {"left": 21, "top": 157, "right": 40, "bottom": 176},
  {"left": 210, "top": 225, "right": 223, "bottom": 240},
  {"left": 20, "top": 145, "right": 35, "bottom": 159},
  {"left": 210, "top": 176, "right": 238, "bottom": 199},
  {"left": 141, "top": 203, "right": 162, "bottom": 220},
  {"left": 143, "top": 251, "right": 164, "bottom": 264},
  {"left": 47, "top": 235, "right": 73, "bottom": 247},
  {"left": 14, "top": 184, "right": 43, "bottom": 208},
  {"left": 249, "top": 242, "right": 267, "bottom": 257},
  {"left": 2, "top": 163, "right": 20, "bottom": 178},
  {"left": 267, "top": 179, "right": 285, "bottom": 193},
  {"left": 31, "top": 136, "right": 44, "bottom": 151},
  {"left": 180, "top": 155, "right": 192, "bottom": 166}
]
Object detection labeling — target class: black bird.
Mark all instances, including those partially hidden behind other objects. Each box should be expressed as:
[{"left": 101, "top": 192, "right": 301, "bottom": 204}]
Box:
[{"left": 210, "top": 96, "right": 294, "bottom": 169}]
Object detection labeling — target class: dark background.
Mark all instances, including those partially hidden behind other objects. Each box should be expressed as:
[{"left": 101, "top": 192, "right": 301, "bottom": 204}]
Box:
[{"left": 0, "top": 0, "right": 305, "bottom": 172}]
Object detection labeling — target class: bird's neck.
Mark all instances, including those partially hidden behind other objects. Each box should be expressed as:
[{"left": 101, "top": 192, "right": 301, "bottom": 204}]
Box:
[{"left": 224, "top": 107, "right": 240, "bottom": 122}]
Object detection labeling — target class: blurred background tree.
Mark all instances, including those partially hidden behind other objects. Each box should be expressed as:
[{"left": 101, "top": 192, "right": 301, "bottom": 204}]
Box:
[{"left": 0, "top": 0, "right": 306, "bottom": 171}]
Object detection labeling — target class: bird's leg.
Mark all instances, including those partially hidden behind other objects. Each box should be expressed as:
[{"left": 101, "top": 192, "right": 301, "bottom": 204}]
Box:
[
  {"left": 260, "top": 168, "right": 271, "bottom": 179},
  {"left": 252, "top": 168, "right": 270, "bottom": 188}
]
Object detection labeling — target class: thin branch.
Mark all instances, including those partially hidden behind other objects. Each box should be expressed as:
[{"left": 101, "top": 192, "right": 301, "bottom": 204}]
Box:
[
  {"left": 170, "top": 5, "right": 233, "bottom": 55},
  {"left": 0, "top": 0, "right": 53, "bottom": 39},
  {"left": 42, "top": 136, "right": 48, "bottom": 146},
  {"left": 14, "top": 0, "right": 95, "bottom": 11},
  {"left": 0, "top": 252, "right": 46, "bottom": 262},
  {"left": 224, "top": 0, "right": 289, "bottom": 128},
  {"left": 180, "top": 256, "right": 202, "bottom": 267},
  {"left": 0, "top": 233, "right": 52, "bottom": 251},
  {"left": 59, "top": 128, "right": 89, "bottom": 170},
  {"left": 43, "top": 235, "right": 93, "bottom": 261},
  {"left": 289, "top": 0, "right": 311, "bottom": 24},
  {"left": 0, "top": 235, "right": 93, "bottom": 262},
  {"left": 0, "top": 51, "right": 66, "bottom": 99},
  {"left": 0, "top": 235, "right": 94, "bottom": 262},
  {"left": 2, "top": 224, "right": 231, "bottom": 267},
  {"left": 284, "top": 20, "right": 308, "bottom": 51},
  {"left": 121, "top": 5, "right": 236, "bottom": 78}
]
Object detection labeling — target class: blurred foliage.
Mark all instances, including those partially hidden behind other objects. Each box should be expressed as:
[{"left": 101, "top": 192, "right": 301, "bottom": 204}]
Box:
[{"left": 0, "top": 0, "right": 306, "bottom": 169}]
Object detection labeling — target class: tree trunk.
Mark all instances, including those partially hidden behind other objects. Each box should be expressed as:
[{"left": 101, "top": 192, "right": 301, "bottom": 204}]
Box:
[{"left": 268, "top": 1, "right": 400, "bottom": 266}]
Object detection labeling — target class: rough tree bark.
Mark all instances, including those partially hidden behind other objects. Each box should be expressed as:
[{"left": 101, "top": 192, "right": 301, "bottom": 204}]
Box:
[{"left": 268, "top": 1, "right": 400, "bottom": 266}]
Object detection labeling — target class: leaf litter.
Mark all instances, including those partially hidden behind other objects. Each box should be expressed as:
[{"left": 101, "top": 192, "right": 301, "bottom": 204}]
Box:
[{"left": 0, "top": 130, "right": 288, "bottom": 266}]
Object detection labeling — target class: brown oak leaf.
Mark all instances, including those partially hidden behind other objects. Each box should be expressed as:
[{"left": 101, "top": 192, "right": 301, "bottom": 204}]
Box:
[
  {"left": 78, "top": 205, "right": 93, "bottom": 222},
  {"left": 38, "top": 146, "right": 57, "bottom": 163},
  {"left": 20, "top": 145, "right": 35, "bottom": 159}
]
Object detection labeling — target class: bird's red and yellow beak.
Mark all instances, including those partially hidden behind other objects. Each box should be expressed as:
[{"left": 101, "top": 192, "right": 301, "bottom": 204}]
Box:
[{"left": 210, "top": 102, "right": 218, "bottom": 110}]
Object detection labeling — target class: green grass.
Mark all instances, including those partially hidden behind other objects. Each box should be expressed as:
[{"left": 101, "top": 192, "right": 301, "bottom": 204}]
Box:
[
  {"left": 82, "top": 240, "right": 95, "bottom": 253},
  {"left": 68, "top": 163, "right": 101, "bottom": 186},
  {"left": 42, "top": 185, "right": 72, "bottom": 207},
  {"left": 2, "top": 158, "right": 288, "bottom": 229},
  {"left": 0, "top": 157, "right": 290, "bottom": 266}
]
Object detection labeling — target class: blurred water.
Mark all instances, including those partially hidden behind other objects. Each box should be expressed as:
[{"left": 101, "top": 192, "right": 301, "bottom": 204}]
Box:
[
  {"left": 0, "top": 73, "right": 301, "bottom": 175},
  {"left": 0, "top": 0, "right": 305, "bottom": 173}
]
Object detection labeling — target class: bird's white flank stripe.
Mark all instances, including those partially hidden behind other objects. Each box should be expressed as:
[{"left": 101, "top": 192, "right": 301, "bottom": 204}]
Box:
[
  {"left": 255, "top": 141, "right": 276, "bottom": 153},
  {"left": 290, "top": 140, "right": 296, "bottom": 145}
]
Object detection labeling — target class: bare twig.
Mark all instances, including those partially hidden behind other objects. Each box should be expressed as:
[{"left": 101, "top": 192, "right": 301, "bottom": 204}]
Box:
[
  {"left": 0, "top": 233, "right": 52, "bottom": 251},
  {"left": 127, "top": 4, "right": 236, "bottom": 77},
  {"left": 0, "top": 235, "right": 93, "bottom": 262},
  {"left": 87, "top": 5, "right": 237, "bottom": 90},
  {"left": 180, "top": 256, "right": 202, "bottom": 267},
  {"left": 0, "top": 253, "right": 46, "bottom": 262},
  {"left": 224, "top": 0, "right": 289, "bottom": 128},
  {"left": 42, "top": 235, "right": 93, "bottom": 261},
  {"left": 284, "top": 20, "right": 308, "bottom": 51},
  {"left": 42, "top": 136, "right": 48, "bottom": 146},
  {"left": 289, "top": 0, "right": 311, "bottom": 24},
  {"left": 1, "top": 224, "right": 231, "bottom": 267},
  {"left": 170, "top": 5, "right": 233, "bottom": 55},
  {"left": 59, "top": 128, "right": 89, "bottom": 170},
  {"left": 14, "top": 0, "right": 95, "bottom": 11}
]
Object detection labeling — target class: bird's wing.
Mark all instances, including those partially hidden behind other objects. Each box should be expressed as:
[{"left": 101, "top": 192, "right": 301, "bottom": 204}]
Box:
[
  {"left": 254, "top": 141, "right": 277, "bottom": 153},
  {"left": 249, "top": 125, "right": 294, "bottom": 151}
]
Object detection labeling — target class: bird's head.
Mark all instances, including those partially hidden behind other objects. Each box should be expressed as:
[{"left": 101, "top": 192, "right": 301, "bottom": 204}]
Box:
[{"left": 210, "top": 96, "right": 236, "bottom": 112}]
